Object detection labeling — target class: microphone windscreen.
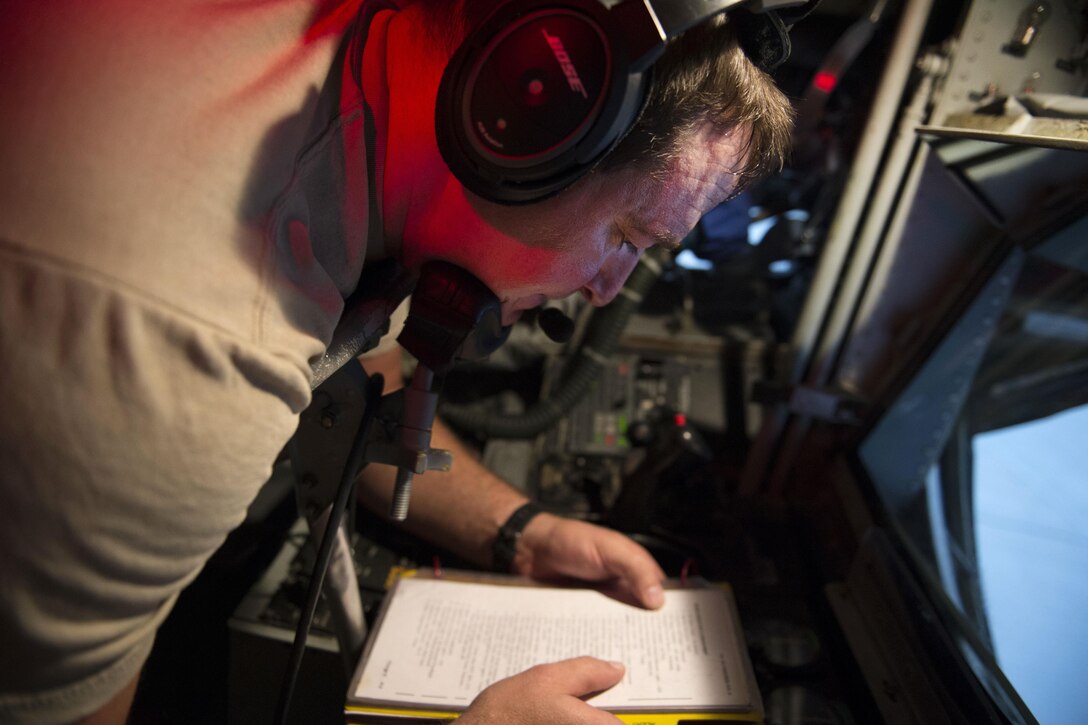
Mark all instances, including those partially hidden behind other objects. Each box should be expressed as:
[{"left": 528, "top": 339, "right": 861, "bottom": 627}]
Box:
[{"left": 538, "top": 307, "right": 575, "bottom": 343}]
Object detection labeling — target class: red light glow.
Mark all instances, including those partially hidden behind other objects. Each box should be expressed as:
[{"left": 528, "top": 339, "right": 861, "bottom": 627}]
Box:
[{"left": 813, "top": 71, "right": 838, "bottom": 94}]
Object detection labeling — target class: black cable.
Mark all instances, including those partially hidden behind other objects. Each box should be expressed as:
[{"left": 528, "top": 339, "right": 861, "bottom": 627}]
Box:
[{"left": 272, "top": 373, "right": 384, "bottom": 725}]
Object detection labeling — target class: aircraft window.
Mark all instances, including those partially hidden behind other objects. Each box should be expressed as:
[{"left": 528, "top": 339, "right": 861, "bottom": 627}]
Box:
[
  {"left": 962, "top": 244, "right": 1088, "bottom": 725},
  {"left": 860, "top": 217, "right": 1088, "bottom": 724},
  {"left": 932, "top": 248, "right": 1088, "bottom": 723},
  {"left": 973, "top": 405, "right": 1088, "bottom": 725}
]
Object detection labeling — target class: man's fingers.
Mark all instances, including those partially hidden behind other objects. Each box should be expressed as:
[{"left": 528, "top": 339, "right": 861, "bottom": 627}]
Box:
[
  {"left": 599, "top": 534, "right": 667, "bottom": 609},
  {"left": 637, "top": 579, "right": 666, "bottom": 609},
  {"left": 463, "top": 657, "right": 627, "bottom": 725},
  {"left": 525, "top": 656, "right": 626, "bottom": 698},
  {"left": 526, "top": 517, "right": 667, "bottom": 609},
  {"left": 623, "top": 553, "right": 667, "bottom": 609}
]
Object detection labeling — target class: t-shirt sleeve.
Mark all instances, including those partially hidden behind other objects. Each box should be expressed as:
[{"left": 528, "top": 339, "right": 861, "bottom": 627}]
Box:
[{"left": 0, "top": 246, "right": 309, "bottom": 723}]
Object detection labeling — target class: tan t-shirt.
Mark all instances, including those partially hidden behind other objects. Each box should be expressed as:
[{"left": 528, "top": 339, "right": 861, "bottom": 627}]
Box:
[{"left": 0, "top": 1, "right": 390, "bottom": 720}]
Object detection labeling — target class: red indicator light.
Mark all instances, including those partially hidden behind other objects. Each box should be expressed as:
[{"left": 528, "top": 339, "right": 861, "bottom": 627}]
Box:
[
  {"left": 673, "top": 413, "right": 687, "bottom": 428},
  {"left": 813, "top": 71, "right": 838, "bottom": 94}
]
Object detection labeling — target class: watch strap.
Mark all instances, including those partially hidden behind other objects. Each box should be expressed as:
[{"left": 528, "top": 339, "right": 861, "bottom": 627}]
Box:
[{"left": 492, "top": 502, "right": 544, "bottom": 573}]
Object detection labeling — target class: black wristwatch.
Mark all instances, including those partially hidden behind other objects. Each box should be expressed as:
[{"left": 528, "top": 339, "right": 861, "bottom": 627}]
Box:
[{"left": 492, "top": 502, "right": 544, "bottom": 573}]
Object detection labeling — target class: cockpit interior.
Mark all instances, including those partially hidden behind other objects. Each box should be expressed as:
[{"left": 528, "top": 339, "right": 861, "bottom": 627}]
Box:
[{"left": 128, "top": 2, "right": 1088, "bottom": 723}]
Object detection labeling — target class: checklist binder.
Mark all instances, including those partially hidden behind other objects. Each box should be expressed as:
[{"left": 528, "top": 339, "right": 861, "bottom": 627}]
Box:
[{"left": 344, "top": 570, "right": 763, "bottom": 724}]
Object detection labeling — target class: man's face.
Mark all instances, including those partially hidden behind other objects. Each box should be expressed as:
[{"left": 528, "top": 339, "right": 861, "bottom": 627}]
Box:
[{"left": 408, "top": 123, "right": 748, "bottom": 324}]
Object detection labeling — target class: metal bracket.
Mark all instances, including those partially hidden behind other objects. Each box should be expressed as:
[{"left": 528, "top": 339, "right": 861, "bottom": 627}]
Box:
[
  {"left": 753, "top": 380, "right": 868, "bottom": 425},
  {"left": 364, "top": 441, "right": 453, "bottom": 474},
  {"left": 292, "top": 364, "right": 373, "bottom": 519},
  {"left": 288, "top": 362, "right": 376, "bottom": 672}
]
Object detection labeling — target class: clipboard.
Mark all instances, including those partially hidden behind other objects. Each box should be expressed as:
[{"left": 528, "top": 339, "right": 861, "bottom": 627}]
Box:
[{"left": 344, "top": 569, "right": 763, "bottom": 724}]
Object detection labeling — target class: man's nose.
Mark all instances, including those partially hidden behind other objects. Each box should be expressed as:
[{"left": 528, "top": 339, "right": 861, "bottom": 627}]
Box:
[{"left": 581, "top": 252, "right": 641, "bottom": 306}]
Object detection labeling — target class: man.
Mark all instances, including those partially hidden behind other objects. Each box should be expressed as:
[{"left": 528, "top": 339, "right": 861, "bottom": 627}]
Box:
[{"left": 0, "top": 0, "right": 793, "bottom": 722}]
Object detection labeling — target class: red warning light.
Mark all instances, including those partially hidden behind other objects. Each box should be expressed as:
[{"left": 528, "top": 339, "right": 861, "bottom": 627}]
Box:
[
  {"left": 813, "top": 71, "right": 838, "bottom": 94},
  {"left": 673, "top": 413, "right": 687, "bottom": 428}
]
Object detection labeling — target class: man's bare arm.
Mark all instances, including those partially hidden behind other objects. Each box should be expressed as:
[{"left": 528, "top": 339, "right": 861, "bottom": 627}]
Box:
[
  {"left": 356, "top": 348, "right": 527, "bottom": 567},
  {"left": 356, "top": 348, "right": 666, "bottom": 610}
]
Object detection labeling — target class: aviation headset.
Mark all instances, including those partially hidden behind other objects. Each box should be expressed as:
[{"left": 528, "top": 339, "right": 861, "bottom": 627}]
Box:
[{"left": 434, "top": 0, "right": 817, "bottom": 205}]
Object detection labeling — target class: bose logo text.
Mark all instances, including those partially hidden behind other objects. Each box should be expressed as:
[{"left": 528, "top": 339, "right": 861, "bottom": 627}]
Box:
[{"left": 541, "top": 29, "right": 589, "bottom": 99}]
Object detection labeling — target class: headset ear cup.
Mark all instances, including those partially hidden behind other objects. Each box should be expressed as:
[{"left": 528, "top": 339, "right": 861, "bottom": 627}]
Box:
[
  {"left": 435, "top": 0, "right": 783, "bottom": 203},
  {"left": 435, "top": 0, "right": 649, "bottom": 205}
]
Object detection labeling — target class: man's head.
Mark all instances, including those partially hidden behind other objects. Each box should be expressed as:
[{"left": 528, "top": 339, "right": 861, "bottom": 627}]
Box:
[
  {"left": 382, "top": 1, "right": 794, "bottom": 323},
  {"left": 596, "top": 12, "right": 793, "bottom": 191},
  {"left": 422, "top": 1, "right": 793, "bottom": 193}
]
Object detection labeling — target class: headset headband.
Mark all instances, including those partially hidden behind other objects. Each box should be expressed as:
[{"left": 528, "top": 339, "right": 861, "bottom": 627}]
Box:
[{"left": 434, "top": 0, "right": 811, "bottom": 205}]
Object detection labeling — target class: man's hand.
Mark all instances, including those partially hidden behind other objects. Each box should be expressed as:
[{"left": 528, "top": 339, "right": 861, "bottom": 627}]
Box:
[
  {"left": 458, "top": 657, "right": 626, "bottom": 725},
  {"left": 516, "top": 513, "right": 667, "bottom": 609}
]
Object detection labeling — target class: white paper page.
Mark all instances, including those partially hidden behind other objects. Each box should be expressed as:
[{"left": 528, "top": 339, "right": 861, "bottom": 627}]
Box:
[{"left": 353, "top": 578, "right": 751, "bottom": 711}]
